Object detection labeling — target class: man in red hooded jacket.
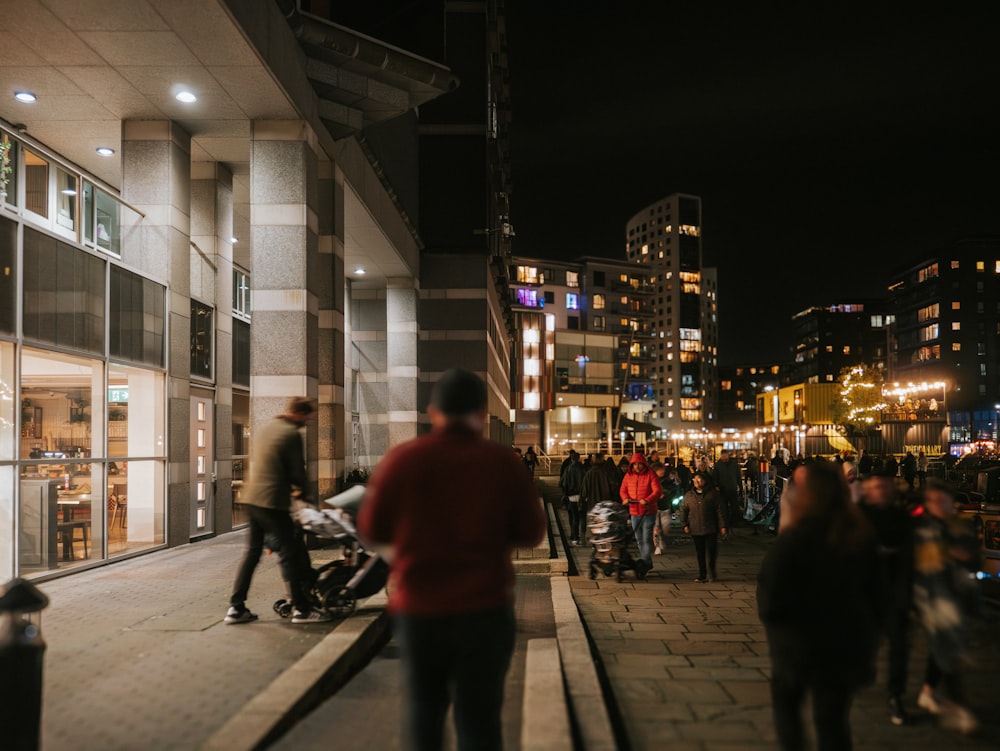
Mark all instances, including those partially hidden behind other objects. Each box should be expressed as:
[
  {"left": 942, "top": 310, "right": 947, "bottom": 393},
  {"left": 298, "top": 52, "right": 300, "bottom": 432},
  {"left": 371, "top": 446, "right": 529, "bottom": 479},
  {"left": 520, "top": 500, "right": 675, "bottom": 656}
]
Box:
[{"left": 619, "top": 452, "right": 662, "bottom": 570}]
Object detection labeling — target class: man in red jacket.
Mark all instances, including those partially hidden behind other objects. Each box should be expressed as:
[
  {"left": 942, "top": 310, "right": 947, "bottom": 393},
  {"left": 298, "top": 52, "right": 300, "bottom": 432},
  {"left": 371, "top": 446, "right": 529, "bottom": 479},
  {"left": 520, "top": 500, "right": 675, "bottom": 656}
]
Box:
[
  {"left": 358, "top": 368, "right": 545, "bottom": 751},
  {"left": 619, "top": 452, "right": 662, "bottom": 571}
]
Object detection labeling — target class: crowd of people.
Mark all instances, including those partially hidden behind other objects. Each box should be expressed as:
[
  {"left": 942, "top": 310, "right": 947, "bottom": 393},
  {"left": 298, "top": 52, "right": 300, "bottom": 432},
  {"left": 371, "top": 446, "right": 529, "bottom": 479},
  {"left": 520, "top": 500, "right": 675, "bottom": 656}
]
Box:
[{"left": 543, "top": 443, "right": 984, "bottom": 746}]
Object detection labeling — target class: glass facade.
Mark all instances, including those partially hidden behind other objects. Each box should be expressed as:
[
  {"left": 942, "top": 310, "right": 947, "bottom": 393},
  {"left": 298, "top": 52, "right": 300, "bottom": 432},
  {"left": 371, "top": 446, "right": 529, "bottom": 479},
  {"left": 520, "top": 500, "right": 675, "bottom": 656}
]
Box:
[{"left": 0, "top": 134, "right": 170, "bottom": 578}]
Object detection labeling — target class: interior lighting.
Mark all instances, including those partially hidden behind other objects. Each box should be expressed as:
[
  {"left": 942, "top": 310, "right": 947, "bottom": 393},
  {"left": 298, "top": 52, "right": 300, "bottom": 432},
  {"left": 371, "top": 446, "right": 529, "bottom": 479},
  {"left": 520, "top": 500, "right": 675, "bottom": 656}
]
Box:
[
  {"left": 14, "top": 91, "right": 37, "bottom": 103},
  {"left": 353, "top": 267, "right": 366, "bottom": 275},
  {"left": 230, "top": 237, "right": 238, "bottom": 244},
  {"left": 96, "top": 147, "right": 115, "bottom": 156},
  {"left": 175, "top": 90, "right": 197, "bottom": 103}
]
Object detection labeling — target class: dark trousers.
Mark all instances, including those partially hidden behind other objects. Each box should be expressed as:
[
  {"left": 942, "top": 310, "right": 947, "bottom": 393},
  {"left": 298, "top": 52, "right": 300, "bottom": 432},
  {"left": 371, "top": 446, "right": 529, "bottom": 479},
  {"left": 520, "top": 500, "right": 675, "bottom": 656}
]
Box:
[
  {"left": 885, "top": 608, "right": 909, "bottom": 697},
  {"left": 771, "top": 673, "right": 856, "bottom": 751},
  {"left": 395, "top": 606, "right": 516, "bottom": 751},
  {"left": 567, "top": 502, "right": 585, "bottom": 540},
  {"left": 692, "top": 533, "right": 718, "bottom": 578},
  {"left": 925, "top": 652, "right": 965, "bottom": 703},
  {"left": 230, "top": 505, "right": 315, "bottom": 611}
]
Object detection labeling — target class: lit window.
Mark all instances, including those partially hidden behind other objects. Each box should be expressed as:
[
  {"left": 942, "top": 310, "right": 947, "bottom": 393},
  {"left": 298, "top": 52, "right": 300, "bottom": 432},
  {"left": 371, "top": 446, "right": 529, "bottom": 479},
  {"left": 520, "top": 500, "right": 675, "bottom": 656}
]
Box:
[
  {"left": 976, "top": 261, "right": 985, "bottom": 271},
  {"left": 917, "top": 263, "right": 938, "bottom": 283},
  {"left": 952, "top": 321, "right": 961, "bottom": 331},
  {"left": 952, "top": 301, "right": 961, "bottom": 310},
  {"left": 566, "top": 293, "right": 579, "bottom": 310},
  {"left": 523, "top": 392, "right": 540, "bottom": 410},
  {"left": 593, "top": 293, "right": 605, "bottom": 310},
  {"left": 233, "top": 268, "right": 251, "bottom": 319},
  {"left": 516, "top": 266, "right": 542, "bottom": 284},
  {"left": 515, "top": 288, "right": 543, "bottom": 308},
  {"left": 826, "top": 374, "right": 834, "bottom": 382},
  {"left": 825, "top": 345, "right": 833, "bottom": 353},
  {"left": 953, "top": 342, "right": 961, "bottom": 351},
  {"left": 995, "top": 261, "right": 1000, "bottom": 273},
  {"left": 980, "top": 364, "right": 987, "bottom": 376},
  {"left": 843, "top": 346, "right": 851, "bottom": 355},
  {"left": 566, "top": 271, "right": 579, "bottom": 288},
  {"left": 951, "top": 260, "right": 960, "bottom": 269},
  {"left": 918, "top": 303, "right": 939, "bottom": 322}
]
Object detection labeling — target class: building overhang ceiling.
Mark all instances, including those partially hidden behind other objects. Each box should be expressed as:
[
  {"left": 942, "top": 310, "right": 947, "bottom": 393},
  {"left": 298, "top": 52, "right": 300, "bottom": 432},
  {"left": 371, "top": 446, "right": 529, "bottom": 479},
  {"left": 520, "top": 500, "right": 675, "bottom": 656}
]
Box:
[{"left": 0, "top": 0, "right": 456, "bottom": 285}]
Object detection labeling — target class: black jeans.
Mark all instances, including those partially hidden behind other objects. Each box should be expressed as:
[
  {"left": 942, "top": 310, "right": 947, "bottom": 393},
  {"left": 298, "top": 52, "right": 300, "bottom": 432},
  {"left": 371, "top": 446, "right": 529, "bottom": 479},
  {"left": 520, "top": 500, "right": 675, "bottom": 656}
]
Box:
[
  {"left": 691, "top": 533, "right": 718, "bottom": 578},
  {"left": 771, "top": 673, "right": 855, "bottom": 751},
  {"left": 394, "top": 606, "right": 515, "bottom": 751},
  {"left": 230, "top": 505, "right": 315, "bottom": 611}
]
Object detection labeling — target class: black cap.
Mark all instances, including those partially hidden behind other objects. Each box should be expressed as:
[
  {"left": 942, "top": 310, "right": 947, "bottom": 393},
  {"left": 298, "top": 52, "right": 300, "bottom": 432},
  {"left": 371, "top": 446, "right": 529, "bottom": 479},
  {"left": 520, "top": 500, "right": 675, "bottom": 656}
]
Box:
[{"left": 430, "top": 368, "right": 488, "bottom": 416}]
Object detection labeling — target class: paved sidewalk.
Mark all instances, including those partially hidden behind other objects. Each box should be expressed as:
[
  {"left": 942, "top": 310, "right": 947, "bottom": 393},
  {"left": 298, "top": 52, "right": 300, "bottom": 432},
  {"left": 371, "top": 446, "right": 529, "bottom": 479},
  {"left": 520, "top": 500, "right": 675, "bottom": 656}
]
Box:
[
  {"left": 36, "top": 531, "right": 378, "bottom": 751},
  {"left": 542, "top": 479, "right": 1000, "bottom": 751}
]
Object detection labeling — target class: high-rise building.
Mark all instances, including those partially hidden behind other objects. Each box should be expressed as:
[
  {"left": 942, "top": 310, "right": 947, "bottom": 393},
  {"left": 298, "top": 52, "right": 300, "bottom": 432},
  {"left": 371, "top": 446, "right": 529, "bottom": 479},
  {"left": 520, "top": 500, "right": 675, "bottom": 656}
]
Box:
[
  {"left": 790, "top": 301, "right": 891, "bottom": 384},
  {"left": 888, "top": 236, "right": 1000, "bottom": 446},
  {"left": 625, "top": 194, "right": 718, "bottom": 431},
  {"left": 509, "top": 255, "right": 656, "bottom": 453}
]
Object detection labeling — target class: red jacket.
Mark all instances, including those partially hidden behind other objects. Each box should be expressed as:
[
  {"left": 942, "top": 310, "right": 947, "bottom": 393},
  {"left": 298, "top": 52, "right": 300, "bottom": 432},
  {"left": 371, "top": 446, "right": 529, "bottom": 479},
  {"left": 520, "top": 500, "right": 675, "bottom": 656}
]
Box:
[
  {"left": 357, "top": 422, "right": 546, "bottom": 616},
  {"left": 619, "top": 452, "right": 662, "bottom": 516}
]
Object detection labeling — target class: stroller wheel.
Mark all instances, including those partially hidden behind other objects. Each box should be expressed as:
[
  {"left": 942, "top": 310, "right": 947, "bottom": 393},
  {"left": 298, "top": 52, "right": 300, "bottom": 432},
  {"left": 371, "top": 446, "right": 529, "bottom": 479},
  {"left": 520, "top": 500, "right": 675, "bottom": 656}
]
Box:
[
  {"left": 273, "top": 599, "right": 293, "bottom": 618},
  {"left": 321, "top": 589, "right": 357, "bottom": 617}
]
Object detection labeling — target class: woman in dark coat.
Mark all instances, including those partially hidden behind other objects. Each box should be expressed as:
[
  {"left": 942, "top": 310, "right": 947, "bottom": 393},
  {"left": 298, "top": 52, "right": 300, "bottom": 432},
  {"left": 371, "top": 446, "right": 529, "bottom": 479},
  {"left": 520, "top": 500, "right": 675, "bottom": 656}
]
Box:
[{"left": 757, "top": 461, "right": 880, "bottom": 751}]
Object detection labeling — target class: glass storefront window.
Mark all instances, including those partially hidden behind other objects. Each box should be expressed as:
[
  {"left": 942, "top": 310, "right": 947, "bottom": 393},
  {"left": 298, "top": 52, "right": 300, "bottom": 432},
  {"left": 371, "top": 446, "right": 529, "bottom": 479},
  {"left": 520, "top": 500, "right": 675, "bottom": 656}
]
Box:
[
  {"left": 232, "top": 391, "right": 249, "bottom": 527},
  {"left": 107, "top": 364, "right": 165, "bottom": 556},
  {"left": 56, "top": 167, "right": 78, "bottom": 233},
  {"left": 24, "top": 149, "right": 49, "bottom": 219},
  {"left": 0, "top": 341, "right": 14, "bottom": 580}
]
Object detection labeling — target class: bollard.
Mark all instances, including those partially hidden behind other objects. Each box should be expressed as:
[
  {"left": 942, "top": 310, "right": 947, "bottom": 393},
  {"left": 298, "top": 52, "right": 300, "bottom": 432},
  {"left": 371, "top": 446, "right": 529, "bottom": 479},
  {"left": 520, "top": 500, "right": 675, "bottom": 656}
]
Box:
[{"left": 0, "top": 578, "right": 50, "bottom": 751}]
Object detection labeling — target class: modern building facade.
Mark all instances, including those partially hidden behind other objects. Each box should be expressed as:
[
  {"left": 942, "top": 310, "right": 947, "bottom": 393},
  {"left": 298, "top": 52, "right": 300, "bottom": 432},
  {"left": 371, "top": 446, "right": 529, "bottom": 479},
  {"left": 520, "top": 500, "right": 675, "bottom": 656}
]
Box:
[
  {"left": 888, "top": 236, "right": 1000, "bottom": 448},
  {"left": 625, "top": 194, "right": 718, "bottom": 431},
  {"left": 509, "top": 255, "right": 656, "bottom": 453},
  {"left": 790, "top": 301, "right": 890, "bottom": 385},
  {"left": 1, "top": 0, "right": 514, "bottom": 581},
  {"left": 717, "top": 363, "right": 793, "bottom": 429}
]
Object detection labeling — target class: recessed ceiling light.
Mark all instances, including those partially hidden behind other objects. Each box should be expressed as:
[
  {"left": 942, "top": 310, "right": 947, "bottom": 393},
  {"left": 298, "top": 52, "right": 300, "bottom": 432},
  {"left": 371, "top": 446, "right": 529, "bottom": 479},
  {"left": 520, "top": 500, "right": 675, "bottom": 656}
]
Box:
[
  {"left": 230, "top": 237, "right": 238, "bottom": 244},
  {"left": 96, "top": 147, "right": 115, "bottom": 156},
  {"left": 175, "top": 90, "right": 197, "bottom": 103},
  {"left": 14, "top": 91, "right": 37, "bottom": 103},
  {"left": 354, "top": 267, "right": 366, "bottom": 275},
  {"left": 61, "top": 189, "right": 78, "bottom": 196}
]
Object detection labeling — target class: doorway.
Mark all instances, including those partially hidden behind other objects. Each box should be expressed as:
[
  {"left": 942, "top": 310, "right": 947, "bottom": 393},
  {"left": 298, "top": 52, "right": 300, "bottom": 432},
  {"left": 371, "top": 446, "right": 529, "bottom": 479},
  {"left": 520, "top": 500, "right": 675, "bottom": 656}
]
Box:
[{"left": 190, "top": 390, "right": 214, "bottom": 538}]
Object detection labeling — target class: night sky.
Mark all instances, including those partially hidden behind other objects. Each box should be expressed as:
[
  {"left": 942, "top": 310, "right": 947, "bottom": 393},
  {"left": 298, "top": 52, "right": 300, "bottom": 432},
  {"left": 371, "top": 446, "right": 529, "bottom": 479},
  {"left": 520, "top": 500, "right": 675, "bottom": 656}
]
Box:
[{"left": 504, "top": 3, "right": 1000, "bottom": 363}]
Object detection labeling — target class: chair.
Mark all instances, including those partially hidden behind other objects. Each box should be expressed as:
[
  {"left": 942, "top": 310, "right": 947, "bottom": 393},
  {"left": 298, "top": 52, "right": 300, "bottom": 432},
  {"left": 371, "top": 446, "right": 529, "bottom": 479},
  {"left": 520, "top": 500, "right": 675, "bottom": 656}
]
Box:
[{"left": 109, "top": 494, "right": 127, "bottom": 529}]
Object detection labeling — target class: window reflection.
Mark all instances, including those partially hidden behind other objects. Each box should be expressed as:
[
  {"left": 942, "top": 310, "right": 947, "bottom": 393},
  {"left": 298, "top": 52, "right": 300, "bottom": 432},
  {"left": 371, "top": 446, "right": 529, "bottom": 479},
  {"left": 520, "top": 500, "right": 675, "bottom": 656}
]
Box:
[{"left": 24, "top": 149, "right": 48, "bottom": 218}]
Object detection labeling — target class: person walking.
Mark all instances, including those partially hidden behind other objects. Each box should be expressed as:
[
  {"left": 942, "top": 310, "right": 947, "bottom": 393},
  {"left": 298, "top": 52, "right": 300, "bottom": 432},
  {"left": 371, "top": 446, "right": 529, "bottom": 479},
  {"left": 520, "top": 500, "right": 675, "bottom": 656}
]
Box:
[
  {"left": 679, "top": 472, "right": 726, "bottom": 582},
  {"left": 580, "top": 451, "right": 619, "bottom": 543},
  {"left": 562, "top": 451, "right": 585, "bottom": 545},
  {"left": 901, "top": 451, "right": 917, "bottom": 490},
  {"left": 712, "top": 449, "right": 742, "bottom": 537},
  {"left": 523, "top": 445, "right": 538, "bottom": 478},
  {"left": 757, "top": 461, "right": 881, "bottom": 751},
  {"left": 860, "top": 471, "right": 915, "bottom": 726},
  {"left": 224, "top": 396, "right": 333, "bottom": 625},
  {"left": 912, "top": 480, "right": 980, "bottom": 734},
  {"left": 357, "top": 369, "right": 545, "bottom": 751},
  {"left": 916, "top": 450, "right": 928, "bottom": 488},
  {"left": 619, "top": 452, "right": 662, "bottom": 574},
  {"left": 651, "top": 461, "right": 675, "bottom": 555}
]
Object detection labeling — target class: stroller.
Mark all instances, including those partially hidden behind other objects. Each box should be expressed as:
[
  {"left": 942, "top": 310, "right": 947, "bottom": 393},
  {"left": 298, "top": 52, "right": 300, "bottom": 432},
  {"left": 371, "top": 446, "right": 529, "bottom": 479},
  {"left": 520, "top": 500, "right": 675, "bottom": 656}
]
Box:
[
  {"left": 586, "top": 501, "right": 650, "bottom": 581},
  {"left": 273, "top": 488, "right": 389, "bottom": 619}
]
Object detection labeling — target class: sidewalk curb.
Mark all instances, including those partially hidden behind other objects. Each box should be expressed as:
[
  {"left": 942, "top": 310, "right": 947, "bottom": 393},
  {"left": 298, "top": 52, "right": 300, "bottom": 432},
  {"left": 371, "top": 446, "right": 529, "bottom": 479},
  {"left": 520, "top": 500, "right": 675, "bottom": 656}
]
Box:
[{"left": 200, "top": 592, "right": 389, "bottom": 751}]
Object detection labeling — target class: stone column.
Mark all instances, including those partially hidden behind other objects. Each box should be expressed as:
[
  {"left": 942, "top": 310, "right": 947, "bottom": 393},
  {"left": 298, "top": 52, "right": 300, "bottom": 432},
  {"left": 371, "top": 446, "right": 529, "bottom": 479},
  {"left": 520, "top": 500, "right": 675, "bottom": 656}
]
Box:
[
  {"left": 249, "top": 121, "right": 321, "bottom": 500},
  {"left": 121, "top": 120, "right": 191, "bottom": 546},
  {"left": 387, "top": 278, "right": 419, "bottom": 447},
  {"left": 315, "top": 161, "right": 345, "bottom": 497},
  {"left": 191, "top": 163, "right": 235, "bottom": 532}
]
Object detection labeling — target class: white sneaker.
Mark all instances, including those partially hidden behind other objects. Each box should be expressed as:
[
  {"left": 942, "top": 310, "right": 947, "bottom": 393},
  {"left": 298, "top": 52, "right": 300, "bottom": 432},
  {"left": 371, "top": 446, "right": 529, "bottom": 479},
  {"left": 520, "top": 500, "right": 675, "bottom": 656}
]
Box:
[
  {"left": 917, "top": 687, "right": 943, "bottom": 715},
  {"left": 291, "top": 608, "right": 335, "bottom": 624}
]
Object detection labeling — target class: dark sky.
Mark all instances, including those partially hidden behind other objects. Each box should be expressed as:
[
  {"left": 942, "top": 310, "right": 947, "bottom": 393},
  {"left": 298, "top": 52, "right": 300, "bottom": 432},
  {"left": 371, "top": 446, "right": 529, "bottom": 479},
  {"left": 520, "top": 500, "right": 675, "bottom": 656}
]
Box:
[{"left": 504, "top": 3, "right": 1000, "bottom": 363}]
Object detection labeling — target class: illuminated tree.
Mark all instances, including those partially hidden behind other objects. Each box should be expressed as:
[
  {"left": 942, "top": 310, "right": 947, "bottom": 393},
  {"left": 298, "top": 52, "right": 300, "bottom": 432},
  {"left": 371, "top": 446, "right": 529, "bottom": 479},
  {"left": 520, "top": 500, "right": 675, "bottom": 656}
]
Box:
[{"left": 831, "top": 363, "right": 887, "bottom": 449}]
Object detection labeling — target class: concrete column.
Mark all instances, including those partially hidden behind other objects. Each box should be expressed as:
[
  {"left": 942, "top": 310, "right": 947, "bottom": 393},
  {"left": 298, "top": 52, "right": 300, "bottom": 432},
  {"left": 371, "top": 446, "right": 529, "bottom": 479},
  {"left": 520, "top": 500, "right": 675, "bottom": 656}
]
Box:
[
  {"left": 316, "top": 161, "right": 345, "bottom": 497},
  {"left": 191, "top": 163, "right": 235, "bottom": 532},
  {"left": 121, "top": 120, "right": 192, "bottom": 547},
  {"left": 387, "top": 278, "right": 419, "bottom": 447},
  {"left": 249, "top": 121, "right": 321, "bottom": 501},
  {"left": 349, "top": 286, "right": 387, "bottom": 469}
]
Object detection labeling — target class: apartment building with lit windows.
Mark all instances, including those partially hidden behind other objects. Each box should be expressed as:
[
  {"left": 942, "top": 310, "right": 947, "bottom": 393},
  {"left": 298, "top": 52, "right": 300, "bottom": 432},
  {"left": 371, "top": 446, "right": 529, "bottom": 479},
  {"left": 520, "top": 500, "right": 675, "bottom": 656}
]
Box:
[
  {"left": 790, "top": 301, "right": 890, "bottom": 384},
  {"left": 509, "top": 256, "right": 656, "bottom": 452},
  {"left": 717, "top": 363, "right": 794, "bottom": 428},
  {"left": 625, "top": 194, "right": 718, "bottom": 431},
  {"left": 888, "top": 236, "right": 1000, "bottom": 446}
]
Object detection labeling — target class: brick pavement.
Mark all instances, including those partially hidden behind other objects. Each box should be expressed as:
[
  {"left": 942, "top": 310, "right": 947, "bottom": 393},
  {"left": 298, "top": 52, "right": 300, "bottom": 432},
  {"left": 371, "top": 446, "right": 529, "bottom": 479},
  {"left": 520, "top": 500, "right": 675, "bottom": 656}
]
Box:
[{"left": 542, "top": 478, "right": 1000, "bottom": 751}]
